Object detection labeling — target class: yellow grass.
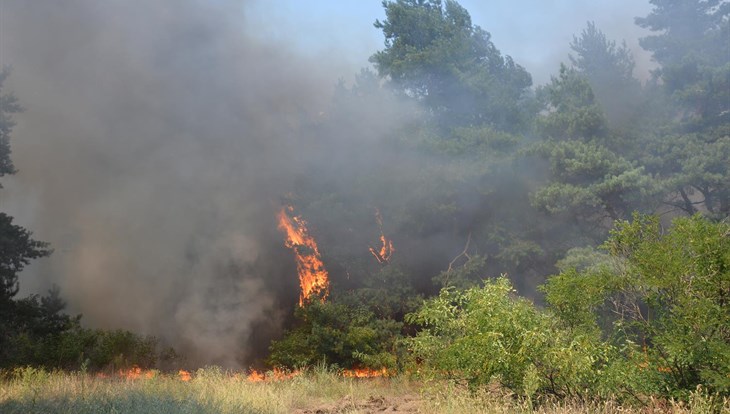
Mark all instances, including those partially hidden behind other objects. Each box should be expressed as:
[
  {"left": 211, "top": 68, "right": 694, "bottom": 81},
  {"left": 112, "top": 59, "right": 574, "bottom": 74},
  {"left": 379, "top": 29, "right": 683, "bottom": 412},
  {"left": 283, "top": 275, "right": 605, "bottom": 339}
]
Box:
[{"left": 0, "top": 366, "right": 726, "bottom": 414}]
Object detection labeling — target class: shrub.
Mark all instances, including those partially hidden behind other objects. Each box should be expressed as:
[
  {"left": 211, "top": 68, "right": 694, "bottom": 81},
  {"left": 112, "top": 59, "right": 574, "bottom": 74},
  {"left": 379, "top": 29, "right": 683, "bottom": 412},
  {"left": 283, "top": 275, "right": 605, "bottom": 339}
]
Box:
[
  {"left": 268, "top": 299, "right": 401, "bottom": 371},
  {"left": 542, "top": 214, "right": 730, "bottom": 398},
  {"left": 405, "top": 277, "right": 611, "bottom": 399}
]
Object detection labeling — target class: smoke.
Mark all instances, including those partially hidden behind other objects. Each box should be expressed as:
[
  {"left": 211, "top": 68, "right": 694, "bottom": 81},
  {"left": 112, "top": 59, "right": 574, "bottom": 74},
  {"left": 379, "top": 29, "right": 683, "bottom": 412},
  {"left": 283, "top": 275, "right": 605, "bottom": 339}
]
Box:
[
  {"left": 0, "top": 0, "right": 668, "bottom": 367},
  {"left": 0, "top": 0, "right": 411, "bottom": 367},
  {"left": 460, "top": 0, "right": 655, "bottom": 84}
]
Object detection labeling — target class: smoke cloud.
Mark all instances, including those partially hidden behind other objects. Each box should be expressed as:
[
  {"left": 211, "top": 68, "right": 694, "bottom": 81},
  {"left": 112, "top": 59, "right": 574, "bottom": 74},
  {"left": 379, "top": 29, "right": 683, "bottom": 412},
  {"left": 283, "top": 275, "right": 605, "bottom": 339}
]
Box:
[
  {"left": 0, "top": 0, "right": 412, "bottom": 367},
  {"left": 0, "top": 0, "right": 663, "bottom": 367}
]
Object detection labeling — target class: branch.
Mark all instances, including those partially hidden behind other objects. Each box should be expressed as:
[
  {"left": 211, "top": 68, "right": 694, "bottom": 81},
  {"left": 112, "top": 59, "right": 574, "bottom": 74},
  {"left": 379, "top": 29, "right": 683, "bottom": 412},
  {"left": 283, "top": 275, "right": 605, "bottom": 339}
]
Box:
[{"left": 446, "top": 232, "right": 472, "bottom": 273}]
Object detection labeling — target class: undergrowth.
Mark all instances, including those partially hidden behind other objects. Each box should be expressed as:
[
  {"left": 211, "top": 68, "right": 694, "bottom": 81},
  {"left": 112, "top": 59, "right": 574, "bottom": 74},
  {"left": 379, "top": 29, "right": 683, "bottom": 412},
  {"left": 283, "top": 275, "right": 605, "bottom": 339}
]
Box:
[{"left": 1, "top": 366, "right": 727, "bottom": 414}]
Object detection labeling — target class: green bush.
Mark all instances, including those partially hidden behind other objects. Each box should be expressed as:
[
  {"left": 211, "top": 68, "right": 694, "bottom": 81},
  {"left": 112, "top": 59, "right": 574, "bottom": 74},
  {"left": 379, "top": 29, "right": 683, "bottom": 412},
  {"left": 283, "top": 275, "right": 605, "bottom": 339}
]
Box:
[
  {"left": 405, "top": 277, "right": 611, "bottom": 399},
  {"left": 268, "top": 299, "right": 401, "bottom": 371},
  {"left": 542, "top": 214, "right": 730, "bottom": 398}
]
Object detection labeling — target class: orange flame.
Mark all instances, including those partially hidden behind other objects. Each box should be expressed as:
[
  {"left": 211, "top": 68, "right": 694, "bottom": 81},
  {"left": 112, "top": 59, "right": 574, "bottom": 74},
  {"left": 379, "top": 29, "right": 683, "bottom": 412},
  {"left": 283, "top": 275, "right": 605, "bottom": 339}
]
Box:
[
  {"left": 247, "top": 369, "right": 266, "bottom": 382},
  {"left": 342, "top": 367, "right": 388, "bottom": 378},
  {"left": 118, "top": 365, "right": 155, "bottom": 380},
  {"left": 246, "top": 368, "right": 300, "bottom": 382},
  {"left": 369, "top": 208, "right": 394, "bottom": 264},
  {"left": 277, "top": 206, "right": 330, "bottom": 306},
  {"left": 178, "top": 370, "right": 192, "bottom": 381}
]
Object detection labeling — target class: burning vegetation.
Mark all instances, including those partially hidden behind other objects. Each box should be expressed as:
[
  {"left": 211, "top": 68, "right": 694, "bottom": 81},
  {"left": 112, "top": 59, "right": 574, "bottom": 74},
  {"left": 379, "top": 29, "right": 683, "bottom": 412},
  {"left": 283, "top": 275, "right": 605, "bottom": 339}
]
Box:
[
  {"left": 277, "top": 205, "right": 330, "bottom": 306},
  {"left": 1, "top": 0, "right": 728, "bottom": 406},
  {"left": 98, "top": 367, "right": 385, "bottom": 383},
  {"left": 368, "top": 208, "right": 395, "bottom": 264}
]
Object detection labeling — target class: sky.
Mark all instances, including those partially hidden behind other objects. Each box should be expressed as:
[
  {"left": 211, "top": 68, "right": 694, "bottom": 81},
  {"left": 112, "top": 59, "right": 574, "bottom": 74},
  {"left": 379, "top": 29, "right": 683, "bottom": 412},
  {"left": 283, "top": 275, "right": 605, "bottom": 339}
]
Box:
[{"left": 245, "top": 0, "right": 656, "bottom": 85}]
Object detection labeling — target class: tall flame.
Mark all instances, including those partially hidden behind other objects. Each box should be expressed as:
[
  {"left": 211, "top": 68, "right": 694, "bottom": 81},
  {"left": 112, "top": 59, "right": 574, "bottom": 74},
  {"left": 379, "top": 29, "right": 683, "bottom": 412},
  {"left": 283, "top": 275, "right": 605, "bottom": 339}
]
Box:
[
  {"left": 277, "top": 206, "right": 330, "bottom": 306},
  {"left": 369, "top": 208, "right": 394, "bottom": 264}
]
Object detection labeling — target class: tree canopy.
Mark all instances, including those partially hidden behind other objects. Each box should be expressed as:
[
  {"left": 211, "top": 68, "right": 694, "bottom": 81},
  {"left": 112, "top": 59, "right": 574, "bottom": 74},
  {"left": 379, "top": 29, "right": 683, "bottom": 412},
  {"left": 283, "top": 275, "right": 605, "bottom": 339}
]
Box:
[{"left": 370, "top": 0, "right": 533, "bottom": 131}]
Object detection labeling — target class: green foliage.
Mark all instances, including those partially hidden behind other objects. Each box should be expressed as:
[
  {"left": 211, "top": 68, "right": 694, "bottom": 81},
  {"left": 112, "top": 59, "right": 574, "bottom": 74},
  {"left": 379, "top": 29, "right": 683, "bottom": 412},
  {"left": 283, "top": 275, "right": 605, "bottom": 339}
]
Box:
[
  {"left": 538, "top": 65, "right": 607, "bottom": 140},
  {"left": 2, "top": 313, "right": 159, "bottom": 372},
  {"left": 641, "top": 129, "right": 730, "bottom": 218},
  {"left": 405, "top": 277, "right": 611, "bottom": 398},
  {"left": 630, "top": 1, "right": 730, "bottom": 219},
  {"left": 530, "top": 139, "right": 657, "bottom": 221},
  {"left": 433, "top": 254, "right": 487, "bottom": 289},
  {"left": 0, "top": 70, "right": 52, "bottom": 305},
  {"left": 268, "top": 299, "right": 402, "bottom": 371},
  {"left": 83, "top": 329, "right": 158, "bottom": 371},
  {"left": 408, "top": 216, "right": 730, "bottom": 402},
  {"left": 531, "top": 65, "right": 661, "bottom": 225},
  {"left": 371, "top": 0, "right": 533, "bottom": 131},
  {"left": 543, "top": 214, "right": 730, "bottom": 398},
  {"left": 569, "top": 22, "right": 642, "bottom": 126},
  {"left": 0, "top": 213, "right": 52, "bottom": 301},
  {"left": 636, "top": 0, "right": 729, "bottom": 72},
  {"left": 339, "top": 265, "right": 422, "bottom": 320},
  {"left": 0, "top": 67, "right": 20, "bottom": 179}
]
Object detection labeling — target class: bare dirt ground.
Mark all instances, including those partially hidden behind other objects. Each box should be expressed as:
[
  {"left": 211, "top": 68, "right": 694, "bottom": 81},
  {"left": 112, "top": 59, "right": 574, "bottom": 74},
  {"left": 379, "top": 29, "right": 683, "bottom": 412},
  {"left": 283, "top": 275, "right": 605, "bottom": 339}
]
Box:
[{"left": 295, "top": 394, "right": 423, "bottom": 413}]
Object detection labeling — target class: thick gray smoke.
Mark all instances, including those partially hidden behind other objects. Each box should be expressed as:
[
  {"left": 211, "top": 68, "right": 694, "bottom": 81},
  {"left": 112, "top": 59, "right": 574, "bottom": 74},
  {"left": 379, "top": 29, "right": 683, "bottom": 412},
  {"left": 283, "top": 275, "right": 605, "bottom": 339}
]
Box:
[
  {"left": 0, "top": 0, "right": 662, "bottom": 368},
  {"left": 0, "top": 0, "right": 411, "bottom": 367}
]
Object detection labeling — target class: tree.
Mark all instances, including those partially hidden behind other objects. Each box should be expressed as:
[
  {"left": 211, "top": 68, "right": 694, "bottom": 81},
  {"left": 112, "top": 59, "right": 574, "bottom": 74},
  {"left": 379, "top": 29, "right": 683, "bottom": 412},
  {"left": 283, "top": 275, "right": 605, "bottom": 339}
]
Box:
[
  {"left": 634, "top": 0, "right": 730, "bottom": 218},
  {"left": 0, "top": 68, "right": 59, "bottom": 367},
  {"left": 636, "top": 0, "right": 729, "bottom": 70},
  {"left": 0, "top": 68, "right": 20, "bottom": 182},
  {"left": 0, "top": 68, "right": 52, "bottom": 304},
  {"left": 537, "top": 65, "right": 608, "bottom": 140},
  {"left": 569, "top": 22, "right": 642, "bottom": 126},
  {"left": 370, "top": 0, "right": 533, "bottom": 131},
  {"left": 0, "top": 214, "right": 52, "bottom": 302},
  {"left": 531, "top": 66, "right": 658, "bottom": 225}
]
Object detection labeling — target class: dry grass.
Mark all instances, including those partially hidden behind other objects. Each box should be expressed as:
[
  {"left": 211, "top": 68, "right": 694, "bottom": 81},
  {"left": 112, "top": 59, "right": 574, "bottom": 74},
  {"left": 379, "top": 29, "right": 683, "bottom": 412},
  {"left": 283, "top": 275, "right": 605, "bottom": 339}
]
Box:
[{"left": 0, "top": 366, "right": 726, "bottom": 414}]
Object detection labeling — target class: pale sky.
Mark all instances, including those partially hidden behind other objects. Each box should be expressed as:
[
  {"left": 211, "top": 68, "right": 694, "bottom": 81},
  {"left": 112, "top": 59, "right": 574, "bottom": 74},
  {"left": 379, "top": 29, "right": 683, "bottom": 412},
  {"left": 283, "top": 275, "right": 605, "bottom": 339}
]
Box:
[{"left": 244, "top": 0, "right": 656, "bottom": 85}]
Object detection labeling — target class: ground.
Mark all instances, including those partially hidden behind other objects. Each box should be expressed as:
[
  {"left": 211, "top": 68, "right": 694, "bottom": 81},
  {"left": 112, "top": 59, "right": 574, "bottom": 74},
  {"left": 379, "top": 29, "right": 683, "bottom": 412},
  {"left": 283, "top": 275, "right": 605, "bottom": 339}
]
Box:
[{"left": 295, "top": 394, "right": 422, "bottom": 413}]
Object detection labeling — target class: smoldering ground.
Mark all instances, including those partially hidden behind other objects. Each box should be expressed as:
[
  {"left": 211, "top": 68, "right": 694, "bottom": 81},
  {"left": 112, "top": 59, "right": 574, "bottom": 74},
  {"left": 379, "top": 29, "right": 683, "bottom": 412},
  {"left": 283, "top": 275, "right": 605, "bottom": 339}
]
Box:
[{"left": 0, "top": 0, "right": 417, "bottom": 367}]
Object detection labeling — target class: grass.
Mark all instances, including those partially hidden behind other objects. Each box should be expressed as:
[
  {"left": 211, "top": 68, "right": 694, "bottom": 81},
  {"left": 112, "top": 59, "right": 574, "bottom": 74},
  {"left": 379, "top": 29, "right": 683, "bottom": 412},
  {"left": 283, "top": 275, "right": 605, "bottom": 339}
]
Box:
[{"left": 1, "top": 366, "right": 727, "bottom": 413}]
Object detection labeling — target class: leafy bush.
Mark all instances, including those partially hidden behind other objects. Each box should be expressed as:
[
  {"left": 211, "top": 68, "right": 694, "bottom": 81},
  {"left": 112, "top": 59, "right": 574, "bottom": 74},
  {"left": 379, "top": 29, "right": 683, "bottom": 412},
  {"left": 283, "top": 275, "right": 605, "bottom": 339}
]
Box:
[
  {"left": 8, "top": 324, "right": 159, "bottom": 372},
  {"left": 406, "top": 214, "right": 729, "bottom": 404},
  {"left": 405, "top": 277, "right": 611, "bottom": 399},
  {"left": 543, "top": 214, "right": 730, "bottom": 398},
  {"left": 268, "top": 299, "right": 402, "bottom": 371}
]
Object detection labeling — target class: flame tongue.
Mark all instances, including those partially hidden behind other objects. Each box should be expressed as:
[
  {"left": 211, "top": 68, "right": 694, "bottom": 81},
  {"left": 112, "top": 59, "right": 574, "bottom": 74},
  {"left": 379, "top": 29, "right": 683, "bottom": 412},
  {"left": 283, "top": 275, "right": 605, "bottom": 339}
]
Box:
[
  {"left": 117, "top": 366, "right": 155, "bottom": 380},
  {"left": 369, "top": 208, "right": 394, "bottom": 264},
  {"left": 277, "top": 206, "right": 330, "bottom": 306},
  {"left": 343, "top": 367, "right": 388, "bottom": 378}
]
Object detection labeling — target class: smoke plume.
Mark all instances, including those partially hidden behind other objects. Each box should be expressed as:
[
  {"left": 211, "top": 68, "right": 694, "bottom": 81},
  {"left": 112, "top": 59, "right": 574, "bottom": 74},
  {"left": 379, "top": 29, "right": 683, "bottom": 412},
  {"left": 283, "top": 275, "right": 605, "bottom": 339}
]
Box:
[{"left": 0, "top": 0, "right": 411, "bottom": 367}]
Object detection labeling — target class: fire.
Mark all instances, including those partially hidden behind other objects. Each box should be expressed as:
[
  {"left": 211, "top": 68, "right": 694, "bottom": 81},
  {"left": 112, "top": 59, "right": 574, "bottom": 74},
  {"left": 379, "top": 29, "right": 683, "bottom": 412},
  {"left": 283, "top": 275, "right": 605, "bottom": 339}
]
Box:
[
  {"left": 246, "top": 368, "right": 300, "bottom": 382},
  {"left": 118, "top": 366, "right": 155, "bottom": 380},
  {"left": 247, "top": 369, "right": 265, "bottom": 382},
  {"left": 369, "top": 208, "right": 394, "bottom": 264},
  {"left": 178, "top": 370, "right": 192, "bottom": 381},
  {"left": 342, "top": 367, "right": 388, "bottom": 378},
  {"left": 269, "top": 368, "right": 301, "bottom": 381},
  {"left": 277, "top": 206, "right": 330, "bottom": 306}
]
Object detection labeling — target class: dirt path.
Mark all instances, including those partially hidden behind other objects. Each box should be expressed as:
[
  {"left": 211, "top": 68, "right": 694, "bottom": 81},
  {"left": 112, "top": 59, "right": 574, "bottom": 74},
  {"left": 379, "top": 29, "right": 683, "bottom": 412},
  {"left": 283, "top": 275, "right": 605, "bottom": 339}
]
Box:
[{"left": 295, "top": 394, "right": 423, "bottom": 413}]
